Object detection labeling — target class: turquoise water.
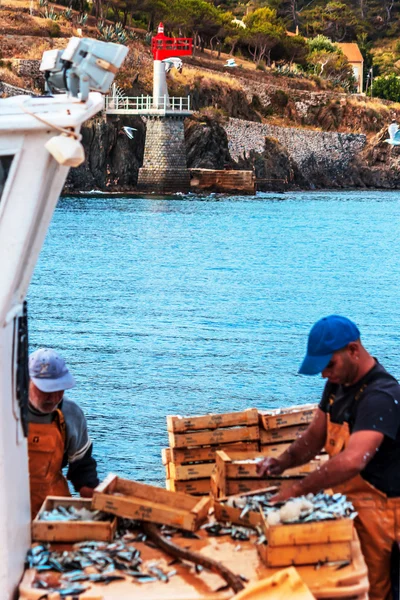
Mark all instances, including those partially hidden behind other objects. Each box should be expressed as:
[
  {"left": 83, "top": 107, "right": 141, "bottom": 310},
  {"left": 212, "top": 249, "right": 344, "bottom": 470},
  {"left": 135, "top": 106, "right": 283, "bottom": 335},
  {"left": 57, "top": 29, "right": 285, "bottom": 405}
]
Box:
[{"left": 28, "top": 190, "right": 400, "bottom": 485}]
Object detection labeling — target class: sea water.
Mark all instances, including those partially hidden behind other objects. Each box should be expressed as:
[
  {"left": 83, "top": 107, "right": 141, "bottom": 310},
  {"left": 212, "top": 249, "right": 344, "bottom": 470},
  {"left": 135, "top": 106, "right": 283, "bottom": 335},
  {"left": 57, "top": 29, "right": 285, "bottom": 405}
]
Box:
[{"left": 28, "top": 190, "right": 400, "bottom": 484}]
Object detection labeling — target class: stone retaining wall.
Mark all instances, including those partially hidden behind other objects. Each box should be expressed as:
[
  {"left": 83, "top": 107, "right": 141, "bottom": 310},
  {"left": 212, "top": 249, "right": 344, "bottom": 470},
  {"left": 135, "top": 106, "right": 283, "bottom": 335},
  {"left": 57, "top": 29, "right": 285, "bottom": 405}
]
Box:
[
  {"left": 224, "top": 119, "right": 366, "bottom": 178},
  {"left": 0, "top": 81, "right": 31, "bottom": 96}
]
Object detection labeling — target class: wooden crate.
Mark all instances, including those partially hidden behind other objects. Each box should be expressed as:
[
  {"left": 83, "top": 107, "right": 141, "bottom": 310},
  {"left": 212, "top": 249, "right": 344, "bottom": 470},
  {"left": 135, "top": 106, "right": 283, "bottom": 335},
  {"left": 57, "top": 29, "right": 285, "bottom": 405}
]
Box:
[
  {"left": 167, "top": 408, "right": 259, "bottom": 433},
  {"left": 166, "top": 478, "right": 211, "bottom": 495},
  {"left": 210, "top": 466, "right": 297, "bottom": 498},
  {"left": 260, "top": 507, "right": 354, "bottom": 547},
  {"left": 169, "top": 425, "right": 259, "bottom": 449},
  {"left": 92, "top": 474, "right": 210, "bottom": 531},
  {"left": 260, "top": 424, "right": 309, "bottom": 444},
  {"left": 213, "top": 487, "right": 278, "bottom": 528},
  {"left": 32, "top": 496, "right": 117, "bottom": 543},
  {"left": 257, "top": 539, "right": 353, "bottom": 567},
  {"left": 168, "top": 462, "right": 215, "bottom": 481},
  {"left": 163, "top": 440, "right": 260, "bottom": 466},
  {"left": 216, "top": 450, "right": 326, "bottom": 480},
  {"left": 259, "top": 404, "right": 317, "bottom": 431}
]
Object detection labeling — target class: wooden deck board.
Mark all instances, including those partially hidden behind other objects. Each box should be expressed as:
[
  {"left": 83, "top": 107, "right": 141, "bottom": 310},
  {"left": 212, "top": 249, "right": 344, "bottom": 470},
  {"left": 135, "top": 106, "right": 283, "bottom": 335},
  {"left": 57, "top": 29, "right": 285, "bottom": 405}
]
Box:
[{"left": 19, "top": 530, "right": 368, "bottom": 599}]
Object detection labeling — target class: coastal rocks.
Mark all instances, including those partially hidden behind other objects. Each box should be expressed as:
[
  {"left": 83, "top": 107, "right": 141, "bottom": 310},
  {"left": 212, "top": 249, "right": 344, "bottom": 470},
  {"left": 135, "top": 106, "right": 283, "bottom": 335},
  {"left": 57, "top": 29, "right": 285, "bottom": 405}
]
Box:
[
  {"left": 349, "top": 128, "right": 400, "bottom": 188},
  {"left": 236, "top": 137, "right": 304, "bottom": 191},
  {"left": 64, "top": 116, "right": 145, "bottom": 193},
  {"left": 185, "top": 115, "right": 235, "bottom": 170}
]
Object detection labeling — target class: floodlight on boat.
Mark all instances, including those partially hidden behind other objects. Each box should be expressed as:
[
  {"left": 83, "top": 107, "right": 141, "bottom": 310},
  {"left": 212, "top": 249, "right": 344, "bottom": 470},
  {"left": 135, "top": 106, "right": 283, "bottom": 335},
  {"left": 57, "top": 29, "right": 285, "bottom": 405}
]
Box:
[{"left": 40, "top": 37, "right": 129, "bottom": 101}]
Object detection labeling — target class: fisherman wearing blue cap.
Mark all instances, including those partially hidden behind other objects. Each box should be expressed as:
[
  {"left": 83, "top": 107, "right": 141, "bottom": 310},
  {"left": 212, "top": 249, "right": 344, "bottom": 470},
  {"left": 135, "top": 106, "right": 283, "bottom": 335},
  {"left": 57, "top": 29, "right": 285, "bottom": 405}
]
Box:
[
  {"left": 28, "top": 348, "right": 99, "bottom": 518},
  {"left": 257, "top": 316, "right": 400, "bottom": 600}
]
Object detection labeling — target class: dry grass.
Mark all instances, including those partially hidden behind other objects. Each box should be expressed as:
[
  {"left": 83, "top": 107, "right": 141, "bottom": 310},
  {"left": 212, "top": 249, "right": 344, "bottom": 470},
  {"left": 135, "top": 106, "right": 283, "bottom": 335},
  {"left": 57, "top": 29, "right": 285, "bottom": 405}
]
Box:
[
  {"left": 0, "top": 66, "right": 25, "bottom": 87},
  {"left": 170, "top": 67, "right": 242, "bottom": 91}
]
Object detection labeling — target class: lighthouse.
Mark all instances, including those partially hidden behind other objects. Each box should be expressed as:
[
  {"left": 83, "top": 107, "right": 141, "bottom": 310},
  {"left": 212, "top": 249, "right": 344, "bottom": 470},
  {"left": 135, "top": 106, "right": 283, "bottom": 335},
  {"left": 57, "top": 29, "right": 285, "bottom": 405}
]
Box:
[{"left": 136, "top": 23, "right": 193, "bottom": 193}]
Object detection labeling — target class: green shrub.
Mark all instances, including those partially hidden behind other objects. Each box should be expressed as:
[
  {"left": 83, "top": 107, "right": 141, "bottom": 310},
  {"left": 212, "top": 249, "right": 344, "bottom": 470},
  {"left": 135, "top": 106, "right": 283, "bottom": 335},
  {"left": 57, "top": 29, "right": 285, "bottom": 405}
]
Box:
[
  {"left": 47, "top": 20, "right": 61, "bottom": 36},
  {"left": 371, "top": 73, "right": 400, "bottom": 102}
]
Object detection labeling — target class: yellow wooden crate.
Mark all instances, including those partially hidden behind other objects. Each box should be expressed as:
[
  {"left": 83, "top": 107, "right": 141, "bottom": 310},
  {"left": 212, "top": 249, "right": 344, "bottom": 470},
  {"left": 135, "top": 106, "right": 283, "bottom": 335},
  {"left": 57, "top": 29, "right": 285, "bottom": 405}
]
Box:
[
  {"left": 167, "top": 408, "right": 259, "bottom": 432},
  {"left": 260, "top": 507, "right": 354, "bottom": 547},
  {"left": 166, "top": 478, "right": 211, "bottom": 496},
  {"left": 257, "top": 539, "right": 352, "bottom": 567},
  {"left": 32, "top": 496, "right": 117, "bottom": 543},
  {"left": 169, "top": 425, "right": 260, "bottom": 449},
  {"left": 259, "top": 404, "right": 317, "bottom": 431},
  {"left": 92, "top": 474, "right": 210, "bottom": 531},
  {"left": 260, "top": 424, "right": 309, "bottom": 444},
  {"left": 164, "top": 440, "right": 259, "bottom": 465}
]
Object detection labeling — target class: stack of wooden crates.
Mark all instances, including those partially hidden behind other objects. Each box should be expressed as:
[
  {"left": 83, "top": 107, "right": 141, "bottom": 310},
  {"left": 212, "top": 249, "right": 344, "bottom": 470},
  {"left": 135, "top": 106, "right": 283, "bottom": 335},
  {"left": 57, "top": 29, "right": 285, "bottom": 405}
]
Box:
[
  {"left": 163, "top": 404, "right": 323, "bottom": 496},
  {"left": 164, "top": 409, "right": 259, "bottom": 495}
]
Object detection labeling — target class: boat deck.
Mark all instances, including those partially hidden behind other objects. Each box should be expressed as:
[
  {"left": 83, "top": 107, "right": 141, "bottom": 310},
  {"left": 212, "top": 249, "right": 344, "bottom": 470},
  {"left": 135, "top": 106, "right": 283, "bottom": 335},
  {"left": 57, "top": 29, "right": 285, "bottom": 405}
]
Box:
[{"left": 19, "top": 528, "right": 368, "bottom": 599}]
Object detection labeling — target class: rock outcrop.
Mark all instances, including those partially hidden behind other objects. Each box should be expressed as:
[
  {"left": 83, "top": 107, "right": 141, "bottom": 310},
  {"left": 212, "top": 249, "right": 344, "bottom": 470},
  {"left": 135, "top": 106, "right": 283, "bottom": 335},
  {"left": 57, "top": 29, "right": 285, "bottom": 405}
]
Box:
[
  {"left": 64, "top": 116, "right": 145, "bottom": 193},
  {"left": 185, "top": 115, "right": 236, "bottom": 170}
]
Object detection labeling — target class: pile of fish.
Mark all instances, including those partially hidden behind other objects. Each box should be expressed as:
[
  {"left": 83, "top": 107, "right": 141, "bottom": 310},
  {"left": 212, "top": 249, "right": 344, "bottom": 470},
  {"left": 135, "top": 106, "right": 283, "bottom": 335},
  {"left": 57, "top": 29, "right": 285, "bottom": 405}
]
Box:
[
  {"left": 38, "top": 505, "right": 110, "bottom": 522},
  {"left": 262, "top": 492, "right": 357, "bottom": 526},
  {"left": 27, "top": 533, "right": 177, "bottom": 596},
  {"left": 201, "top": 521, "right": 255, "bottom": 541}
]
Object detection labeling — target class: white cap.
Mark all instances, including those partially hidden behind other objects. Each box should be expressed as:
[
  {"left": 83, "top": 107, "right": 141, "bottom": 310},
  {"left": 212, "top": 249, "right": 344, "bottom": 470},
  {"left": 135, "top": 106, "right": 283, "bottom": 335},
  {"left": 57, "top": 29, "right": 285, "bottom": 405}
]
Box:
[{"left": 29, "top": 348, "right": 76, "bottom": 393}]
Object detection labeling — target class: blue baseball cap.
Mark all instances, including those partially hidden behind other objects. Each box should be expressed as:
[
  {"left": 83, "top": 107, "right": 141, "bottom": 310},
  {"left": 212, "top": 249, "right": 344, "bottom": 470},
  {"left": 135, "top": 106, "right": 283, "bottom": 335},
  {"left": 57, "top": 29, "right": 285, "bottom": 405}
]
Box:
[
  {"left": 29, "top": 348, "right": 76, "bottom": 393},
  {"left": 299, "top": 316, "right": 360, "bottom": 376}
]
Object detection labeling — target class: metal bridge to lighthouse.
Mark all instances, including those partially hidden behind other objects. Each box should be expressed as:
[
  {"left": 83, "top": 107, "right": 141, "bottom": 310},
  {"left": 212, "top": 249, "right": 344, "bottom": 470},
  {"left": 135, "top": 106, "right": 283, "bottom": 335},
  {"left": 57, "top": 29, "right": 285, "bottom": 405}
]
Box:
[{"left": 105, "top": 23, "right": 193, "bottom": 117}]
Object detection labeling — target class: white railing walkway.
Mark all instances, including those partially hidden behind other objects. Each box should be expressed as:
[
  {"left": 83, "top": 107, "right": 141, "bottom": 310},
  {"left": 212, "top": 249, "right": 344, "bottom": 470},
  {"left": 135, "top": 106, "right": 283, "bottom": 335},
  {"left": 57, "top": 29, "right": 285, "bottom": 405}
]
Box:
[{"left": 105, "top": 95, "right": 191, "bottom": 115}]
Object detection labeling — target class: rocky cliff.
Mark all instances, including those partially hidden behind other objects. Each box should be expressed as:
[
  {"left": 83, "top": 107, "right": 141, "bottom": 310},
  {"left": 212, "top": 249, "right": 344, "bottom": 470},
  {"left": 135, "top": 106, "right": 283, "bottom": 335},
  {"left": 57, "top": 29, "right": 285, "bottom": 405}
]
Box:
[{"left": 64, "top": 114, "right": 400, "bottom": 194}]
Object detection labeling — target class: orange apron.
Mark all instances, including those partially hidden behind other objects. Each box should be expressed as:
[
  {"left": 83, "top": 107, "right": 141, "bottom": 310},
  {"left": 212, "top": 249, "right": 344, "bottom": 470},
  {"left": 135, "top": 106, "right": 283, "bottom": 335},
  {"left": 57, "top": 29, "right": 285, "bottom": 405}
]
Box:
[
  {"left": 28, "top": 408, "right": 71, "bottom": 519},
  {"left": 325, "top": 387, "right": 400, "bottom": 600}
]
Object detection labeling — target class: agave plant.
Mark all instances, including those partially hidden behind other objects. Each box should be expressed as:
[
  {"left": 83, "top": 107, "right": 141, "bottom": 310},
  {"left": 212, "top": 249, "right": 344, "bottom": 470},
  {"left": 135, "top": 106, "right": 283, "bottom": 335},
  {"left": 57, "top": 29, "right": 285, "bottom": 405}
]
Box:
[
  {"left": 63, "top": 7, "right": 73, "bottom": 20},
  {"left": 38, "top": 0, "right": 48, "bottom": 7},
  {"left": 114, "top": 22, "right": 124, "bottom": 35},
  {"left": 43, "top": 5, "right": 59, "bottom": 20},
  {"left": 77, "top": 12, "right": 88, "bottom": 25}
]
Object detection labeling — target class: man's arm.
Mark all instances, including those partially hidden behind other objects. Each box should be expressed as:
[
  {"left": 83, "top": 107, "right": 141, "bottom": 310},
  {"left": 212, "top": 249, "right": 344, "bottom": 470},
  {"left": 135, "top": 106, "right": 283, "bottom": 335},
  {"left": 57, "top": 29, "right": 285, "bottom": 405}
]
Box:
[
  {"left": 271, "top": 429, "right": 384, "bottom": 502},
  {"left": 257, "top": 408, "right": 327, "bottom": 477}
]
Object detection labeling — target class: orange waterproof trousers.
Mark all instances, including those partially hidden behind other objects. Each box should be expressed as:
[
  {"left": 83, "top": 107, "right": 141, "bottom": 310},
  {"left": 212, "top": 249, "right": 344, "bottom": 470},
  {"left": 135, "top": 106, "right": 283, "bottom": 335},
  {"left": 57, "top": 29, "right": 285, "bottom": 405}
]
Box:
[{"left": 326, "top": 418, "right": 400, "bottom": 600}]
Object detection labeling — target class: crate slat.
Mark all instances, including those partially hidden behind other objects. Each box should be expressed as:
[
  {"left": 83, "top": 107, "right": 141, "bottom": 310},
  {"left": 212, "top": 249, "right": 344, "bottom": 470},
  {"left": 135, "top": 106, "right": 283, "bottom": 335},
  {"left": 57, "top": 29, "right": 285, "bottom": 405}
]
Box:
[
  {"left": 169, "top": 441, "right": 259, "bottom": 465},
  {"left": 168, "top": 462, "right": 215, "bottom": 481},
  {"left": 166, "top": 478, "right": 211, "bottom": 495},
  {"left": 260, "top": 424, "right": 308, "bottom": 444},
  {"left": 257, "top": 539, "right": 352, "bottom": 567},
  {"left": 167, "top": 408, "right": 259, "bottom": 433},
  {"left": 169, "top": 425, "right": 259, "bottom": 449},
  {"left": 259, "top": 405, "right": 317, "bottom": 431}
]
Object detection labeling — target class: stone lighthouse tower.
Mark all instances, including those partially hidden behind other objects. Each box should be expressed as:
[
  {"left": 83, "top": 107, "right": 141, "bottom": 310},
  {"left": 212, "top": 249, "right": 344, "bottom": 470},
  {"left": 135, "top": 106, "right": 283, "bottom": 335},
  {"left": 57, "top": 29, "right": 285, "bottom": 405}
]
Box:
[{"left": 137, "top": 23, "right": 193, "bottom": 193}]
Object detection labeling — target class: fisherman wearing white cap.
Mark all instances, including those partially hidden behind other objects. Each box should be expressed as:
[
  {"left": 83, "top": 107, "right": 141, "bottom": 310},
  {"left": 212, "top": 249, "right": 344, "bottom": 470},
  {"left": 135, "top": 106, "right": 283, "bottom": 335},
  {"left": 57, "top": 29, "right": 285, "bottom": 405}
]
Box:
[{"left": 28, "top": 348, "right": 99, "bottom": 518}]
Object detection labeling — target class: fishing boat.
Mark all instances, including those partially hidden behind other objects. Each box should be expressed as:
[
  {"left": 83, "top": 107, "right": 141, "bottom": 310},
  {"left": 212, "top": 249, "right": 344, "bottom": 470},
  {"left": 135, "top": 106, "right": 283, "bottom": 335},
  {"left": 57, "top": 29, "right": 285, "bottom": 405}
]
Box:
[{"left": 1, "top": 37, "right": 369, "bottom": 600}]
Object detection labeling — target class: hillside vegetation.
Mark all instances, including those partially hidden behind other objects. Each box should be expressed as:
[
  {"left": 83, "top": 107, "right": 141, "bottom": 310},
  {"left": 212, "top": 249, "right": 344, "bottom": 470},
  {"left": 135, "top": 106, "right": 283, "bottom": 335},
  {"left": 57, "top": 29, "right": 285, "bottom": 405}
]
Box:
[{"left": 1, "top": 0, "right": 400, "bottom": 129}]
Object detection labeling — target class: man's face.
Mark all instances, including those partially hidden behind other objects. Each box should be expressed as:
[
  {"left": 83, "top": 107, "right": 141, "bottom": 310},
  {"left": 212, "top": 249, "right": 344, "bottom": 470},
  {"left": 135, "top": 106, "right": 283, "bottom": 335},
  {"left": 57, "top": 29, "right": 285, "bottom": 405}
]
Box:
[
  {"left": 321, "top": 346, "right": 359, "bottom": 386},
  {"left": 29, "top": 381, "right": 64, "bottom": 414}
]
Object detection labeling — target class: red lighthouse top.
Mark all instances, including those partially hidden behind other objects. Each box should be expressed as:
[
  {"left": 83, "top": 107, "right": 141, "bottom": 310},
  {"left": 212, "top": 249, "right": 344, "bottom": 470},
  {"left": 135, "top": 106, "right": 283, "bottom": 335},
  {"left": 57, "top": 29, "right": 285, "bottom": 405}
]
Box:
[{"left": 151, "top": 22, "right": 193, "bottom": 61}]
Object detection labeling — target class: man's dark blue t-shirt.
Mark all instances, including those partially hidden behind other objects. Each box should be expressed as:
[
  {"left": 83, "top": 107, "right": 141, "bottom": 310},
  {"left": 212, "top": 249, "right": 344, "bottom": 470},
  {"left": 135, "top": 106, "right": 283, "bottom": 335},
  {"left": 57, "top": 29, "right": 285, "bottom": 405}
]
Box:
[{"left": 319, "top": 361, "right": 400, "bottom": 497}]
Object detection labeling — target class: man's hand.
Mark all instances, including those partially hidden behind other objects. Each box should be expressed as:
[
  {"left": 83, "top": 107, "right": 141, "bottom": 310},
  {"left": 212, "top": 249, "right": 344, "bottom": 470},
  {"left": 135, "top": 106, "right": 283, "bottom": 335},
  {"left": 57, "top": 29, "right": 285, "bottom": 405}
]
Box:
[
  {"left": 256, "top": 457, "right": 285, "bottom": 478},
  {"left": 269, "top": 481, "right": 302, "bottom": 504},
  {"left": 79, "top": 486, "right": 95, "bottom": 498}
]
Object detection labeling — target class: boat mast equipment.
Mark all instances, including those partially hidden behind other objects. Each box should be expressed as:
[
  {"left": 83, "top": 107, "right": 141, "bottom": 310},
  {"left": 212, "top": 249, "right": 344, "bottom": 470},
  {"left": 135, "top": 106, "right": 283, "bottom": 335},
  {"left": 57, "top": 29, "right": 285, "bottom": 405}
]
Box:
[{"left": 40, "top": 37, "right": 128, "bottom": 101}]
